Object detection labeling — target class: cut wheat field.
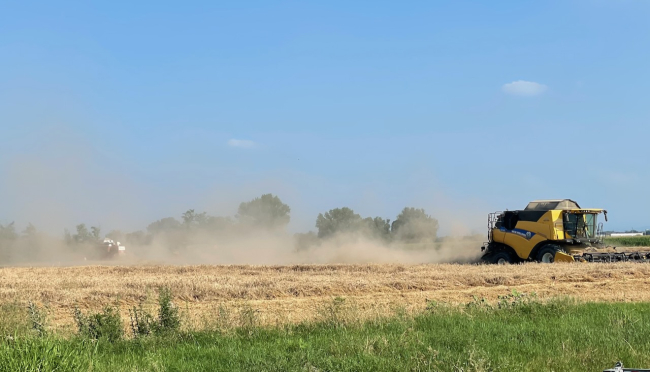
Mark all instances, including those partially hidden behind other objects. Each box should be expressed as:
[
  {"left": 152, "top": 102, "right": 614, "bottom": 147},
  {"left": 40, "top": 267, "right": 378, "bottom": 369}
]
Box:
[{"left": 3, "top": 261, "right": 650, "bottom": 332}]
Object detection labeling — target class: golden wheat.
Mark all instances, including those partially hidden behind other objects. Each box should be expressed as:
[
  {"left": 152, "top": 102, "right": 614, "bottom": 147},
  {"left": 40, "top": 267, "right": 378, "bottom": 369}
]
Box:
[{"left": 2, "top": 262, "right": 650, "bottom": 332}]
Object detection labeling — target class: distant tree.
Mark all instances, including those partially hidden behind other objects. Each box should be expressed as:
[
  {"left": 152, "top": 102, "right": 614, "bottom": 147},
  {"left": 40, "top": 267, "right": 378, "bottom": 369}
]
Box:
[
  {"left": 64, "top": 229, "right": 73, "bottom": 245},
  {"left": 315, "top": 207, "right": 362, "bottom": 238},
  {"left": 204, "top": 216, "right": 233, "bottom": 231},
  {"left": 294, "top": 231, "right": 319, "bottom": 251},
  {"left": 74, "top": 224, "right": 92, "bottom": 243},
  {"left": 0, "top": 222, "right": 18, "bottom": 260},
  {"left": 125, "top": 230, "right": 151, "bottom": 246},
  {"left": 391, "top": 208, "right": 438, "bottom": 242},
  {"left": 22, "top": 223, "right": 37, "bottom": 237},
  {"left": 63, "top": 223, "right": 100, "bottom": 253},
  {"left": 90, "top": 226, "right": 101, "bottom": 241},
  {"left": 238, "top": 194, "right": 291, "bottom": 229},
  {"left": 182, "top": 209, "right": 208, "bottom": 227},
  {"left": 147, "top": 216, "right": 193, "bottom": 252},
  {"left": 362, "top": 217, "right": 391, "bottom": 240},
  {"left": 0, "top": 222, "right": 18, "bottom": 241},
  {"left": 147, "top": 217, "right": 182, "bottom": 234},
  {"left": 16, "top": 223, "right": 41, "bottom": 259}
]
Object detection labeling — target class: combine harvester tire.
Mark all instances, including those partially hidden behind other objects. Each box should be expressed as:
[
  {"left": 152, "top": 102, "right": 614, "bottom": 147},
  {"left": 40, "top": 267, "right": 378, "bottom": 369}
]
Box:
[{"left": 491, "top": 251, "right": 514, "bottom": 265}]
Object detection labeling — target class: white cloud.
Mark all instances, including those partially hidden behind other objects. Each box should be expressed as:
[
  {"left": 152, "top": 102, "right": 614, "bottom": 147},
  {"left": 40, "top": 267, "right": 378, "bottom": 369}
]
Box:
[
  {"left": 502, "top": 80, "right": 548, "bottom": 96},
  {"left": 227, "top": 139, "right": 255, "bottom": 148}
]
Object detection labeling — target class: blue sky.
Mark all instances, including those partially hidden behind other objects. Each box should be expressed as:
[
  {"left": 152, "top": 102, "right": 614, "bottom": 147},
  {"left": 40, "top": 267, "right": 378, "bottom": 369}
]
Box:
[{"left": 1, "top": 1, "right": 649, "bottom": 235}]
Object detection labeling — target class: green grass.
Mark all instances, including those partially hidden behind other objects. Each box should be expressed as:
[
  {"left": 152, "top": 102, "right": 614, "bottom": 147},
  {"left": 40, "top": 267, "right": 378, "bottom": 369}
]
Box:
[
  {"left": 2, "top": 297, "right": 650, "bottom": 371},
  {"left": 604, "top": 236, "right": 650, "bottom": 247}
]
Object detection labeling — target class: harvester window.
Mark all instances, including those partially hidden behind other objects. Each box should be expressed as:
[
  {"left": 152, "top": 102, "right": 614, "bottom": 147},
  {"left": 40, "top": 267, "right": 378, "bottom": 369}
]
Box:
[
  {"left": 581, "top": 214, "right": 597, "bottom": 239},
  {"left": 502, "top": 212, "right": 519, "bottom": 230},
  {"left": 564, "top": 214, "right": 578, "bottom": 238},
  {"left": 564, "top": 213, "right": 598, "bottom": 239}
]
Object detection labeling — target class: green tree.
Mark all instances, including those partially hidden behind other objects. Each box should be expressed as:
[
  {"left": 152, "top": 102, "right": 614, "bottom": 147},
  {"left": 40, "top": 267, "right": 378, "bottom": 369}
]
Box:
[
  {"left": 238, "top": 194, "right": 291, "bottom": 229},
  {"left": 74, "top": 224, "right": 92, "bottom": 243},
  {"left": 391, "top": 208, "right": 438, "bottom": 242},
  {"left": 181, "top": 210, "right": 208, "bottom": 228},
  {"left": 204, "top": 216, "right": 233, "bottom": 231},
  {"left": 20, "top": 223, "right": 40, "bottom": 259},
  {"left": 147, "top": 217, "right": 181, "bottom": 234},
  {"left": 0, "top": 222, "right": 18, "bottom": 241},
  {"left": 22, "top": 223, "right": 37, "bottom": 237},
  {"left": 146, "top": 217, "right": 184, "bottom": 252},
  {"left": 362, "top": 217, "right": 391, "bottom": 240},
  {"left": 91, "top": 226, "right": 101, "bottom": 241},
  {"left": 71, "top": 224, "right": 101, "bottom": 244},
  {"left": 64, "top": 228, "right": 73, "bottom": 245},
  {"left": 0, "top": 222, "right": 18, "bottom": 260},
  {"left": 315, "top": 207, "right": 362, "bottom": 238},
  {"left": 125, "top": 230, "right": 150, "bottom": 246}
]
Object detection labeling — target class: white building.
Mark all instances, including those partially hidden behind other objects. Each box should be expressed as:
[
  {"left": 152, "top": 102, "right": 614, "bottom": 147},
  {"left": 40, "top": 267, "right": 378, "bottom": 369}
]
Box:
[{"left": 610, "top": 232, "right": 644, "bottom": 237}]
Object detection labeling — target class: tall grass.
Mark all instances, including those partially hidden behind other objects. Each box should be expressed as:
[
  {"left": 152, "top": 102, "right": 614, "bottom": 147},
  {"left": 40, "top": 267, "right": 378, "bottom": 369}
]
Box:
[
  {"left": 2, "top": 294, "right": 650, "bottom": 371},
  {"left": 0, "top": 302, "right": 31, "bottom": 338}
]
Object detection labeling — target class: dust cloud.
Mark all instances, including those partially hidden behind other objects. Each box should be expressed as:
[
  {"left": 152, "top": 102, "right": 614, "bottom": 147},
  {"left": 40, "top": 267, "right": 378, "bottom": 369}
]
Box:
[
  {"left": 141, "top": 234, "right": 483, "bottom": 266},
  {"left": 0, "top": 126, "right": 486, "bottom": 266},
  {"left": 0, "top": 220, "right": 484, "bottom": 267}
]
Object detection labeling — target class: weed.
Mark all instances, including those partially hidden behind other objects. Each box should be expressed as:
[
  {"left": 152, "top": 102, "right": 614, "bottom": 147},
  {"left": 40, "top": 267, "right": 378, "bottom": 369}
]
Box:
[
  {"left": 73, "top": 305, "right": 123, "bottom": 342},
  {"left": 425, "top": 299, "right": 439, "bottom": 311},
  {"left": 237, "top": 304, "right": 259, "bottom": 334},
  {"left": 215, "top": 304, "right": 232, "bottom": 332},
  {"left": 317, "top": 296, "right": 350, "bottom": 328},
  {"left": 128, "top": 287, "right": 182, "bottom": 337},
  {"left": 452, "top": 345, "right": 494, "bottom": 372},
  {"left": 156, "top": 287, "right": 180, "bottom": 334},
  {"left": 27, "top": 302, "right": 48, "bottom": 337},
  {"left": 129, "top": 303, "right": 154, "bottom": 338},
  {"left": 496, "top": 289, "right": 536, "bottom": 309},
  {"left": 609, "top": 309, "right": 641, "bottom": 329},
  {"left": 465, "top": 295, "right": 491, "bottom": 311}
]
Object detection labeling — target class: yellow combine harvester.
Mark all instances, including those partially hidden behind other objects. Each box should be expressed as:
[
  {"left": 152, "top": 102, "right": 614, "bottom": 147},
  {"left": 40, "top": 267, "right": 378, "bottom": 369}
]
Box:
[{"left": 480, "top": 199, "right": 650, "bottom": 264}]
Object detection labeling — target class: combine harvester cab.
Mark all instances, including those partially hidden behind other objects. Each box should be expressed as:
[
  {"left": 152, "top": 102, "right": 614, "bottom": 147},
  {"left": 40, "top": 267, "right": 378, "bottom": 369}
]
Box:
[
  {"left": 480, "top": 199, "right": 650, "bottom": 264},
  {"left": 98, "top": 238, "right": 126, "bottom": 260}
]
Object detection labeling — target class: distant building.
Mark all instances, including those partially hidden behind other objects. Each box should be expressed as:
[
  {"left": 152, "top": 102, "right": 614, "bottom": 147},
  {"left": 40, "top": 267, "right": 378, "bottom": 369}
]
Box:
[{"left": 610, "top": 232, "right": 644, "bottom": 237}]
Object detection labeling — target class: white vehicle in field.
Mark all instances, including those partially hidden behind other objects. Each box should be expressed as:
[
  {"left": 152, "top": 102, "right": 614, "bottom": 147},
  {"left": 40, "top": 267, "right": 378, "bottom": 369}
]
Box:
[{"left": 99, "top": 238, "right": 126, "bottom": 259}]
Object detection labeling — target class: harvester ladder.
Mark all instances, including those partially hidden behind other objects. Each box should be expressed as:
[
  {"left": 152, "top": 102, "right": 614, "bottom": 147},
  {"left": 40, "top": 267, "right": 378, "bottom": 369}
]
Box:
[{"left": 487, "top": 212, "right": 502, "bottom": 242}]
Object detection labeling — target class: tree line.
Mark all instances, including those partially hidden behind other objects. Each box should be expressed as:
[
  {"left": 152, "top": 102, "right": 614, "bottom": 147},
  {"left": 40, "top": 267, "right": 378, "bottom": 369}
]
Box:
[{"left": 0, "top": 193, "right": 440, "bottom": 261}]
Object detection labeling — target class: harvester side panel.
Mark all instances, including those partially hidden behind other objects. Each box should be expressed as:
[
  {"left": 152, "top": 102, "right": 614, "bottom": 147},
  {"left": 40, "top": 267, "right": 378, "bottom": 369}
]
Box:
[
  {"left": 550, "top": 210, "right": 565, "bottom": 240},
  {"left": 503, "top": 229, "right": 545, "bottom": 260},
  {"left": 491, "top": 210, "right": 555, "bottom": 260}
]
